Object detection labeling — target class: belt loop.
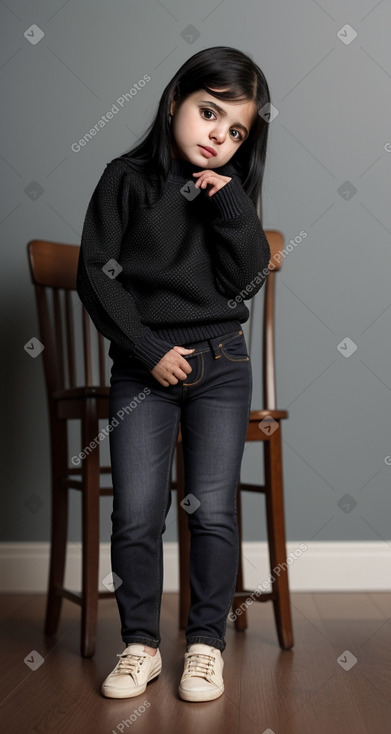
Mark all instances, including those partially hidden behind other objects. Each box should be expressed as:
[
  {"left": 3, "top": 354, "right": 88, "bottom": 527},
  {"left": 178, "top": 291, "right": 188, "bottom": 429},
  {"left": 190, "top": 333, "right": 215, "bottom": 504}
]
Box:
[{"left": 208, "top": 336, "right": 222, "bottom": 359}]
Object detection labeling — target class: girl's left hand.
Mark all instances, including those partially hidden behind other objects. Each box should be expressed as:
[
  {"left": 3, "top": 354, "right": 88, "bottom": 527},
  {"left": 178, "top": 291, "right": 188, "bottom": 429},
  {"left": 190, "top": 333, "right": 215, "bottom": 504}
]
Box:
[{"left": 192, "top": 170, "right": 232, "bottom": 197}]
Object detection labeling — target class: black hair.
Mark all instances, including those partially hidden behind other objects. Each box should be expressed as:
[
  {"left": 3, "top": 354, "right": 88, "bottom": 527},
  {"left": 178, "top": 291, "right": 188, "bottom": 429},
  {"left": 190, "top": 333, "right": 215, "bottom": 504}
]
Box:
[{"left": 120, "top": 46, "right": 271, "bottom": 209}]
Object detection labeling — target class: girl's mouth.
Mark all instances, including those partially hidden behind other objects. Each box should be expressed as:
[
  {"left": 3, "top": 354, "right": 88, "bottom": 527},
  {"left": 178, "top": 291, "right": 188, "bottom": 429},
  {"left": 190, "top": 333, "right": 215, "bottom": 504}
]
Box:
[{"left": 198, "top": 145, "right": 216, "bottom": 158}]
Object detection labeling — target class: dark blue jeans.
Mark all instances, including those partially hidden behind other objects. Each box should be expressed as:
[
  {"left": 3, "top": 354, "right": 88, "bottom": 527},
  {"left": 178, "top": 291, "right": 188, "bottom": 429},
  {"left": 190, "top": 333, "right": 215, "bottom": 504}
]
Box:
[{"left": 108, "top": 328, "right": 252, "bottom": 653}]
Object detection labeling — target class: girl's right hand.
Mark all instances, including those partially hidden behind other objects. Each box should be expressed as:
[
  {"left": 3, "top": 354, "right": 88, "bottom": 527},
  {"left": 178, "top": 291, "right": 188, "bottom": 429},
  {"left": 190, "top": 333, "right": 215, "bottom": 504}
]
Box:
[{"left": 150, "top": 346, "right": 195, "bottom": 386}]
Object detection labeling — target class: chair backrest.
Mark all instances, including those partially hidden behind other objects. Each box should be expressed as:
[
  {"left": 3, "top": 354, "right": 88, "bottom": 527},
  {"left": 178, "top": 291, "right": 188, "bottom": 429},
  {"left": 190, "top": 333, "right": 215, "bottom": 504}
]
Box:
[
  {"left": 263, "top": 230, "right": 284, "bottom": 412},
  {"left": 27, "top": 234, "right": 284, "bottom": 410},
  {"left": 27, "top": 239, "right": 108, "bottom": 398}
]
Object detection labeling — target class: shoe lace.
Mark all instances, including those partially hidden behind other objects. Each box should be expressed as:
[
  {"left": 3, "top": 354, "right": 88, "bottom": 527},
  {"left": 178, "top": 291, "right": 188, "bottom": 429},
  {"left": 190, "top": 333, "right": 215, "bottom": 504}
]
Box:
[
  {"left": 182, "top": 651, "right": 215, "bottom": 680},
  {"left": 114, "top": 652, "right": 147, "bottom": 677}
]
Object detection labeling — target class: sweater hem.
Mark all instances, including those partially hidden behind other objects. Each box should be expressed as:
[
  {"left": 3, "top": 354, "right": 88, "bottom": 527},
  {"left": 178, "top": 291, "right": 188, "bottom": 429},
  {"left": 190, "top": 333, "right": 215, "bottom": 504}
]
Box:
[
  {"left": 150, "top": 319, "right": 243, "bottom": 346},
  {"left": 108, "top": 319, "right": 245, "bottom": 367}
]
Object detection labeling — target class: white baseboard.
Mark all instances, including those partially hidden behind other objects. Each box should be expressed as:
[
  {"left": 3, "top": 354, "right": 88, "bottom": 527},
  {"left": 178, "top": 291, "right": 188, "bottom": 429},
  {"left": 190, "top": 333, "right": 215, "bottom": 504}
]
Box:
[{"left": 0, "top": 541, "right": 390, "bottom": 593}]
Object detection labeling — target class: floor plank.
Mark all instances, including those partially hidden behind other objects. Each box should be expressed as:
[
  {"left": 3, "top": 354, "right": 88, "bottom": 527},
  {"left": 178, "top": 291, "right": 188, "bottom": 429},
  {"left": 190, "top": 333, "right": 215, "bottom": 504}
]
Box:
[{"left": 0, "top": 592, "right": 390, "bottom": 734}]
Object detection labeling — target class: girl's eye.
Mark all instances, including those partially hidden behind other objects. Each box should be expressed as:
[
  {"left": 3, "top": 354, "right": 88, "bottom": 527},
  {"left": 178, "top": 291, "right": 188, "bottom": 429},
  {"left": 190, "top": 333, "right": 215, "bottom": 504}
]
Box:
[
  {"left": 200, "top": 108, "right": 243, "bottom": 141},
  {"left": 230, "top": 129, "right": 242, "bottom": 141}
]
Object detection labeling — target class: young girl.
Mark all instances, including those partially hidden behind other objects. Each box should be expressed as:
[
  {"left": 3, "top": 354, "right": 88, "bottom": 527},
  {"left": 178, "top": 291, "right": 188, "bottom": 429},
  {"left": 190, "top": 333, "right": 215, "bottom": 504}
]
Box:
[{"left": 76, "top": 45, "right": 271, "bottom": 703}]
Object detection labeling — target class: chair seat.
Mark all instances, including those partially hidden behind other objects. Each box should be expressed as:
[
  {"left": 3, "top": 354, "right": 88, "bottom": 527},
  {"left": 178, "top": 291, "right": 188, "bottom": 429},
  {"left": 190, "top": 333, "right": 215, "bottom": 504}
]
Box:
[
  {"left": 53, "top": 387, "right": 110, "bottom": 420},
  {"left": 249, "top": 409, "right": 288, "bottom": 421},
  {"left": 176, "top": 409, "right": 288, "bottom": 445},
  {"left": 53, "top": 386, "right": 110, "bottom": 400}
]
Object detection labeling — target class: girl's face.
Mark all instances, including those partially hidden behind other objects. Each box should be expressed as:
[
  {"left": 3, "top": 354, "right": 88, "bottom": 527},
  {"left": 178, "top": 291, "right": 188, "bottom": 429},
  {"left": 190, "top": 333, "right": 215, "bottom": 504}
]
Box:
[{"left": 169, "top": 88, "right": 258, "bottom": 168}]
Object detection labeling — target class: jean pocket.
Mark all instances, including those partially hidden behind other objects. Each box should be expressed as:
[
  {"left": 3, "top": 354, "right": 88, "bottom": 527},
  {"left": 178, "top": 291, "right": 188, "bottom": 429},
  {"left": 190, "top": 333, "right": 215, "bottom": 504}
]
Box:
[
  {"left": 219, "top": 330, "right": 250, "bottom": 362},
  {"left": 183, "top": 352, "right": 205, "bottom": 386}
]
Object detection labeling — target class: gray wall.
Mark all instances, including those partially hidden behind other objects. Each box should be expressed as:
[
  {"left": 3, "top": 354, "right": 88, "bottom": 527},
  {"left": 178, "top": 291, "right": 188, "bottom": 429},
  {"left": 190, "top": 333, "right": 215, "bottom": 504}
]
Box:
[{"left": 1, "top": 0, "right": 390, "bottom": 547}]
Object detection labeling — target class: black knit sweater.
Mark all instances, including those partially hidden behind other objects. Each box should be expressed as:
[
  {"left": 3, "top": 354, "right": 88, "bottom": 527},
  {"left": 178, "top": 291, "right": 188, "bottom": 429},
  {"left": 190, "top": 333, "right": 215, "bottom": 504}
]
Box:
[{"left": 76, "top": 153, "right": 271, "bottom": 371}]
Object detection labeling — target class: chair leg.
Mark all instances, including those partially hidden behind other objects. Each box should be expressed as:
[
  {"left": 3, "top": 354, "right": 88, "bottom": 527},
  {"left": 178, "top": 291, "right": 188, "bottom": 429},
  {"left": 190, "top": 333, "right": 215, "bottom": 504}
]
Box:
[
  {"left": 44, "top": 418, "right": 69, "bottom": 637},
  {"left": 265, "top": 431, "right": 294, "bottom": 650},
  {"left": 232, "top": 483, "right": 248, "bottom": 630},
  {"left": 176, "top": 438, "right": 191, "bottom": 630},
  {"left": 80, "top": 402, "right": 101, "bottom": 658}
]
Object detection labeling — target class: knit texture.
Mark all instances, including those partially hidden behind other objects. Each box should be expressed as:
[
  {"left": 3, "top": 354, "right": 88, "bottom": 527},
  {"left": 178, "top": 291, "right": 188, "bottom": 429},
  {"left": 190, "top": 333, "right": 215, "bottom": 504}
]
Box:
[{"left": 76, "top": 153, "right": 271, "bottom": 371}]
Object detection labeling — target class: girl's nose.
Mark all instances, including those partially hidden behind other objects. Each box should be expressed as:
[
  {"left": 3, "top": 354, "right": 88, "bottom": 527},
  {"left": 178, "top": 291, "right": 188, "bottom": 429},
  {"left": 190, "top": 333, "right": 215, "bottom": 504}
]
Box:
[{"left": 210, "top": 129, "right": 225, "bottom": 144}]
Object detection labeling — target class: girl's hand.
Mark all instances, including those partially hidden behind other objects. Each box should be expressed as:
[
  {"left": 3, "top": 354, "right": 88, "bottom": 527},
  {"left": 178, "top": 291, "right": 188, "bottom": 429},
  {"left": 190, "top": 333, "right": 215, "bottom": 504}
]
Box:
[
  {"left": 150, "top": 346, "right": 195, "bottom": 387},
  {"left": 192, "top": 170, "right": 232, "bottom": 197}
]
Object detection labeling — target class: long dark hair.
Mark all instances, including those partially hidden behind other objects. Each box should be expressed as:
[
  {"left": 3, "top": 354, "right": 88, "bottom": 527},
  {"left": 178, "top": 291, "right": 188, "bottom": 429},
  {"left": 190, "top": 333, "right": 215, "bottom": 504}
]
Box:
[{"left": 119, "top": 46, "right": 271, "bottom": 209}]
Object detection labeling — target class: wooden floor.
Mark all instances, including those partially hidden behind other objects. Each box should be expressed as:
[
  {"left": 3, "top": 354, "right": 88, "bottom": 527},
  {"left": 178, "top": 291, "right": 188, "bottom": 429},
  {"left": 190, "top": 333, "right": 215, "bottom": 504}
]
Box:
[{"left": 1, "top": 592, "right": 390, "bottom": 734}]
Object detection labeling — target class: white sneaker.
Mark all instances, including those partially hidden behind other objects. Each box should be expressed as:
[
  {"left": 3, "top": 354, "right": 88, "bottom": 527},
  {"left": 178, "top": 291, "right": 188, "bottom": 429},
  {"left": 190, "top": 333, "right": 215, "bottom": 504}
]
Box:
[
  {"left": 101, "top": 644, "right": 162, "bottom": 699},
  {"left": 178, "top": 643, "right": 224, "bottom": 702}
]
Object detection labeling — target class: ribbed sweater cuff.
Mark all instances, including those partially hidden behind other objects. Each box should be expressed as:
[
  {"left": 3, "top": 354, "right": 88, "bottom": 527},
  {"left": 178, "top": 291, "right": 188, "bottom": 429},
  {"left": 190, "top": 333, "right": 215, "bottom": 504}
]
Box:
[
  {"left": 207, "top": 175, "right": 251, "bottom": 219},
  {"left": 131, "top": 331, "right": 175, "bottom": 371}
]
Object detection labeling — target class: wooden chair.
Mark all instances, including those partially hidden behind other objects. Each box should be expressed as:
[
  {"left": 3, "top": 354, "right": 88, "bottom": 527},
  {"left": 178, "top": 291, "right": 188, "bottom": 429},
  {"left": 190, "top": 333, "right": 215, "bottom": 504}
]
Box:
[
  {"left": 173, "top": 231, "right": 294, "bottom": 650},
  {"left": 27, "top": 239, "right": 115, "bottom": 658},
  {"left": 27, "top": 231, "right": 292, "bottom": 659}
]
